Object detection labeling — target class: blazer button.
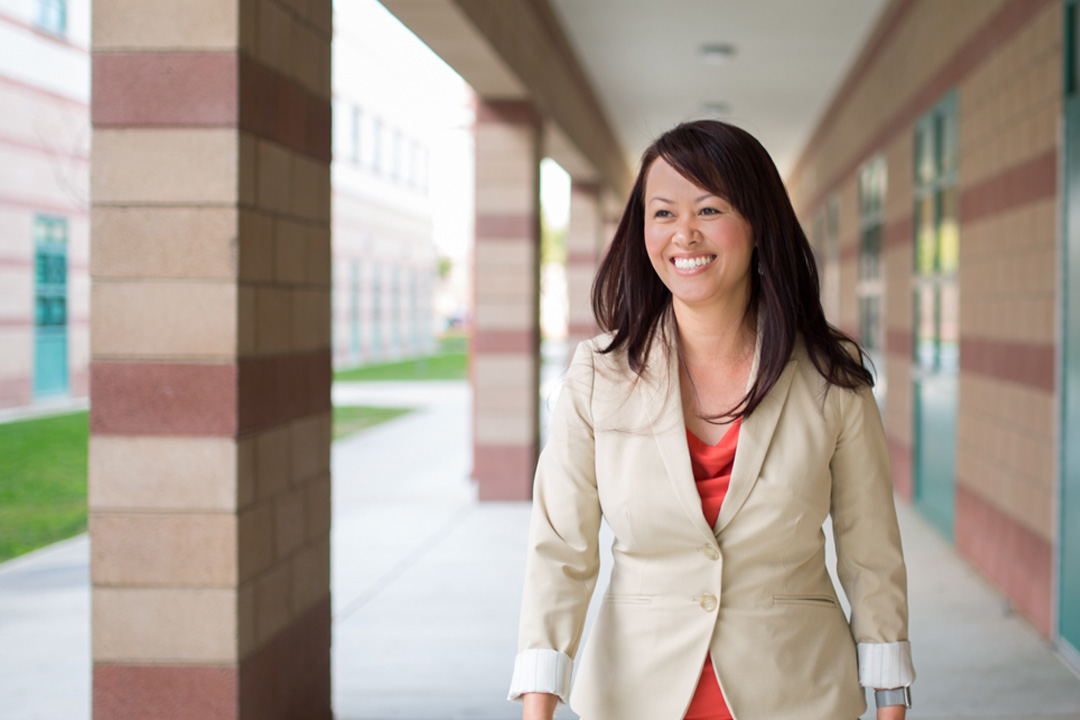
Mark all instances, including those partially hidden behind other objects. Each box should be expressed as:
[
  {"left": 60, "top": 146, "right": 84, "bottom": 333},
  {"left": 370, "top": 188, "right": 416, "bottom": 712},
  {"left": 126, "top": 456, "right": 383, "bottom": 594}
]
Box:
[
  {"left": 702, "top": 544, "right": 720, "bottom": 561},
  {"left": 700, "top": 593, "right": 718, "bottom": 612}
]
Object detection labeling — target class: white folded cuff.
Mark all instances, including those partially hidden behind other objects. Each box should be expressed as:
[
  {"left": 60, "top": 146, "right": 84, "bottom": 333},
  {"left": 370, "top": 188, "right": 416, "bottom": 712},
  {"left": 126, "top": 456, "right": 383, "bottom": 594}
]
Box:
[
  {"left": 507, "top": 648, "right": 573, "bottom": 704},
  {"left": 857, "top": 640, "right": 916, "bottom": 688}
]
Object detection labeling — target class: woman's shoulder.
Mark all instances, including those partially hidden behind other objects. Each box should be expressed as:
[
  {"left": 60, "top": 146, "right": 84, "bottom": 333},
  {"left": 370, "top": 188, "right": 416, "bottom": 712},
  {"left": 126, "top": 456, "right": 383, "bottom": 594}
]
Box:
[
  {"left": 572, "top": 332, "right": 630, "bottom": 375},
  {"left": 788, "top": 333, "right": 876, "bottom": 422}
]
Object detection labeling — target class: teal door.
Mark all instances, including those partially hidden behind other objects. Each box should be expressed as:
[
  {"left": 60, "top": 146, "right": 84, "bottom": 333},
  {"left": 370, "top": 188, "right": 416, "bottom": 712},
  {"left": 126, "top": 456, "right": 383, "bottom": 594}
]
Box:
[
  {"left": 33, "top": 216, "right": 69, "bottom": 398},
  {"left": 912, "top": 94, "right": 959, "bottom": 542},
  {"left": 1060, "top": 0, "right": 1080, "bottom": 659}
]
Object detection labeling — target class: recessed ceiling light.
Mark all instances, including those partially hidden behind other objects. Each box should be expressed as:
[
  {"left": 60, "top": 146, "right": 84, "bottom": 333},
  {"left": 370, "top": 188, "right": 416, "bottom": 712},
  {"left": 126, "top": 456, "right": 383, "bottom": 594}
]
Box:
[
  {"left": 700, "top": 102, "right": 731, "bottom": 117},
  {"left": 700, "top": 44, "right": 736, "bottom": 65}
]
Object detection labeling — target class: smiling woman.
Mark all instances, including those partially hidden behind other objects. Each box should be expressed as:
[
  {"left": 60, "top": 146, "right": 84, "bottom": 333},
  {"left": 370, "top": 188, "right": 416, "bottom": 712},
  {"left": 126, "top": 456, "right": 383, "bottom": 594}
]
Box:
[{"left": 511, "top": 120, "right": 914, "bottom": 720}]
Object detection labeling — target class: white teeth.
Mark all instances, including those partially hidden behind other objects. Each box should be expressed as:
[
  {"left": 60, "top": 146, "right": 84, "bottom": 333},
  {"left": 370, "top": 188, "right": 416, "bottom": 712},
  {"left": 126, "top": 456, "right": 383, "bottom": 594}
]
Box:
[{"left": 674, "top": 256, "right": 714, "bottom": 270}]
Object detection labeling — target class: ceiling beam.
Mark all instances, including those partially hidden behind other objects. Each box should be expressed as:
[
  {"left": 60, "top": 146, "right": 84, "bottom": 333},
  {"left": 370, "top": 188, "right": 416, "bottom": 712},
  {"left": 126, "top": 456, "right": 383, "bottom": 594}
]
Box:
[{"left": 382, "top": 0, "right": 632, "bottom": 196}]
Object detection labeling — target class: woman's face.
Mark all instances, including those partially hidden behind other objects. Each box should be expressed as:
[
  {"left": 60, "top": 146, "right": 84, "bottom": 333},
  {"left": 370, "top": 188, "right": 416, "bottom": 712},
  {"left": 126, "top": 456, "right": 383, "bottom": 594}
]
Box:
[{"left": 643, "top": 158, "right": 755, "bottom": 313}]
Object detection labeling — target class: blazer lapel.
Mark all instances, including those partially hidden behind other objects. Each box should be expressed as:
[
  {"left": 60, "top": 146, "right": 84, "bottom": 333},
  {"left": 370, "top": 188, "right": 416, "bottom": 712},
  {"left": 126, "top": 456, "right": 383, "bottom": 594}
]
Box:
[
  {"left": 714, "top": 352, "right": 798, "bottom": 535},
  {"left": 642, "top": 328, "right": 719, "bottom": 544}
]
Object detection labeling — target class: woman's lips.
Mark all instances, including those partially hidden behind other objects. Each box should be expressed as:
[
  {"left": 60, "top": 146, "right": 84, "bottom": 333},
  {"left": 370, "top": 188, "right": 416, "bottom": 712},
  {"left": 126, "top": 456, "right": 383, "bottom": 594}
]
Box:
[{"left": 671, "top": 255, "right": 716, "bottom": 273}]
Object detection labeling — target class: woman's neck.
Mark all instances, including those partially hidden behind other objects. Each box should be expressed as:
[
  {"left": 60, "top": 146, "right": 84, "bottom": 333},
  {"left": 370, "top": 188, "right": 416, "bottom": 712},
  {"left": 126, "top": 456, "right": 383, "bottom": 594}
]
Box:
[{"left": 673, "top": 295, "right": 756, "bottom": 369}]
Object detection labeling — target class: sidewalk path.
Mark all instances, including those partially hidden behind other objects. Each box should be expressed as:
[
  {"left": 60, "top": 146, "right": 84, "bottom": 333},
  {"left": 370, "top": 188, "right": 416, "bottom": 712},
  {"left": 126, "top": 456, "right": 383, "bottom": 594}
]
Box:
[{"left": 1, "top": 380, "right": 1079, "bottom": 719}]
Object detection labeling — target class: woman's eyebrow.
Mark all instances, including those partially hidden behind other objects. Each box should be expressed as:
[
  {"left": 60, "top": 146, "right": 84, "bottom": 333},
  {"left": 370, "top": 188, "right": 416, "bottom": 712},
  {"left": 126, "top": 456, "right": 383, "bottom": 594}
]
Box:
[
  {"left": 696, "top": 193, "right": 719, "bottom": 202},
  {"left": 648, "top": 196, "right": 674, "bottom": 205}
]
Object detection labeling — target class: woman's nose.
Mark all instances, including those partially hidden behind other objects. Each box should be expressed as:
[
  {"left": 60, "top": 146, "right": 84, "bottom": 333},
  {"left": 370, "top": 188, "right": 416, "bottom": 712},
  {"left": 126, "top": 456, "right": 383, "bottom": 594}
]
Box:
[{"left": 673, "top": 216, "right": 698, "bottom": 244}]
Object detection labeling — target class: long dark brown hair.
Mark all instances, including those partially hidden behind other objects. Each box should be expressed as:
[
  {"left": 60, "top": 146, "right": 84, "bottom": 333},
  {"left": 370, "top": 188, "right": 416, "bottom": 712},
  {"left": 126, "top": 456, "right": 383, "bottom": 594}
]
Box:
[{"left": 591, "top": 120, "right": 872, "bottom": 420}]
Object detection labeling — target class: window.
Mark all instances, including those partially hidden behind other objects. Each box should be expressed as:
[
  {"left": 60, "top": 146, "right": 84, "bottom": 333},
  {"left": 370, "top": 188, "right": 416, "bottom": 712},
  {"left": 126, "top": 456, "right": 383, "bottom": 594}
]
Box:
[
  {"left": 857, "top": 155, "right": 887, "bottom": 397},
  {"left": 350, "top": 106, "right": 362, "bottom": 165},
  {"left": 372, "top": 117, "right": 384, "bottom": 174},
  {"left": 913, "top": 92, "right": 960, "bottom": 375},
  {"left": 32, "top": 215, "right": 69, "bottom": 397},
  {"left": 36, "top": 0, "right": 66, "bottom": 35},
  {"left": 391, "top": 130, "right": 402, "bottom": 180},
  {"left": 34, "top": 216, "right": 67, "bottom": 329}
]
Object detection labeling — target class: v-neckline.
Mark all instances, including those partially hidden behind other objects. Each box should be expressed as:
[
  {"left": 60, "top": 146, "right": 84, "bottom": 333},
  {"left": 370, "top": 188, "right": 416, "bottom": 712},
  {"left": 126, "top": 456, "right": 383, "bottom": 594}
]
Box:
[{"left": 686, "top": 416, "right": 741, "bottom": 449}]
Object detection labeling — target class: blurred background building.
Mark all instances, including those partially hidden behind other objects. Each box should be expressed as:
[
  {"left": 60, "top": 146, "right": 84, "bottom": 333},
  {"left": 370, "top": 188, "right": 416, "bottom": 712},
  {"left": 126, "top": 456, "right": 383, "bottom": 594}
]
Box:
[
  {"left": 0, "top": 0, "right": 474, "bottom": 411},
  {"left": 0, "top": 0, "right": 90, "bottom": 409},
  {"left": 330, "top": 0, "right": 473, "bottom": 367}
]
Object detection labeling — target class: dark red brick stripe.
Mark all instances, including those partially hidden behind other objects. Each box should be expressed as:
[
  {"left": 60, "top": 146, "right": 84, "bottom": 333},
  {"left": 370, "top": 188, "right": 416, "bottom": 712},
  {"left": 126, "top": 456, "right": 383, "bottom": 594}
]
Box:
[
  {"left": 474, "top": 330, "right": 534, "bottom": 353},
  {"left": 91, "top": 351, "right": 331, "bottom": 436},
  {"left": 956, "top": 483, "right": 1052, "bottom": 637},
  {"left": 886, "top": 329, "right": 912, "bottom": 358},
  {"left": 475, "top": 214, "right": 534, "bottom": 239},
  {"left": 567, "top": 321, "right": 598, "bottom": 340},
  {"left": 883, "top": 215, "right": 913, "bottom": 250},
  {"left": 566, "top": 250, "right": 598, "bottom": 266},
  {"left": 798, "top": 0, "right": 1055, "bottom": 212},
  {"left": 92, "top": 53, "right": 238, "bottom": 127},
  {"left": 94, "top": 665, "right": 236, "bottom": 720},
  {"left": 93, "top": 597, "right": 331, "bottom": 720},
  {"left": 238, "top": 54, "right": 331, "bottom": 164},
  {"left": 571, "top": 181, "right": 601, "bottom": 198},
  {"left": 90, "top": 361, "right": 238, "bottom": 436},
  {"left": 960, "top": 150, "right": 1057, "bottom": 224},
  {"left": 237, "top": 350, "right": 332, "bottom": 435},
  {"left": 959, "top": 336, "right": 1054, "bottom": 392},
  {"left": 476, "top": 99, "right": 537, "bottom": 125},
  {"left": 474, "top": 443, "right": 537, "bottom": 500},
  {"left": 91, "top": 52, "right": 331, "bottom": 164}
]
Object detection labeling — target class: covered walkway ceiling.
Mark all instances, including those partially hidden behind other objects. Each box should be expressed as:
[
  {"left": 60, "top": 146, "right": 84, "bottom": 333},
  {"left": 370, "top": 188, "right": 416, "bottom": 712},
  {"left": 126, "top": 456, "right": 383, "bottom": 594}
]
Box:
[
  {"left": 549, "top": 0, "right": 888, "bottom": 176},
  {"left": 384, "top": 0, "right": 887, "bottom": 189}
]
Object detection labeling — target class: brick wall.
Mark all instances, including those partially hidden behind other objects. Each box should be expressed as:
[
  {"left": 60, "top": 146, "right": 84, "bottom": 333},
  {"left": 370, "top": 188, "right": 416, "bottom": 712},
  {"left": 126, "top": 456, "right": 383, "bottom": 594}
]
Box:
[{"left": 787, "top": 0, "right": 1060, "bottom": 637}]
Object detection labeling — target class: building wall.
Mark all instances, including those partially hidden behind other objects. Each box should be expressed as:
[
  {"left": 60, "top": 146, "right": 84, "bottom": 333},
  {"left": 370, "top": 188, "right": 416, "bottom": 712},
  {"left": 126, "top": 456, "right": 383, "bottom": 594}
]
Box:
[
  {"left": 0, "top": 0, "right": 90, "bottom": 408},
  {"left": 788, "top": 0, "right": 1060, "bottom": 637},
  {"left": 330, "top": 0, "right": 471, "bottom": 368}
]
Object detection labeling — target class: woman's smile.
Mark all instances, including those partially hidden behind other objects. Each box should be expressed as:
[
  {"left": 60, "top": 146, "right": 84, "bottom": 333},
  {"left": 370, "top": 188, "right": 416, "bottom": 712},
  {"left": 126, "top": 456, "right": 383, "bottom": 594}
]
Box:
[{"left": 671, "top": 254, "right": 717, "bottom": 273}]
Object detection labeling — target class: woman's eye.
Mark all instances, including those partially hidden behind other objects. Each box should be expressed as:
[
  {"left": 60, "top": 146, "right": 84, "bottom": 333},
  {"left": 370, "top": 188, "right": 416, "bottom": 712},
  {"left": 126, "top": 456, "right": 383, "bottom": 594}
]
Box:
[
  {"left": 700, "top": 207, "right": 721, "bottom": 215},
  {"left": 654, "top": 209, "right": 673, "bottom": 218}
]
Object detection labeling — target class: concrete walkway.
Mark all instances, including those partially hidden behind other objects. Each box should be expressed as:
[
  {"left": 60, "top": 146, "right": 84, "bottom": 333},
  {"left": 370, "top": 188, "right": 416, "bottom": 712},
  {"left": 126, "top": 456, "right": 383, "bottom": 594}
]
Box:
[{"left": 1, "top": 380, "right": 1079, "bottom": 719}]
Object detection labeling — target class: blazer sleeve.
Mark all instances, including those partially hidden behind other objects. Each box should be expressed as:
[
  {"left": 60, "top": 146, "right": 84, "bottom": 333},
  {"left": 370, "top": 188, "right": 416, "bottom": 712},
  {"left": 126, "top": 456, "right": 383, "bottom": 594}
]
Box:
[
  {"left": 829, "top": 382, "right": 916, "bottom": 690},
  {"left": 508, "top": 341, "right": 602, "bottom": 704}
]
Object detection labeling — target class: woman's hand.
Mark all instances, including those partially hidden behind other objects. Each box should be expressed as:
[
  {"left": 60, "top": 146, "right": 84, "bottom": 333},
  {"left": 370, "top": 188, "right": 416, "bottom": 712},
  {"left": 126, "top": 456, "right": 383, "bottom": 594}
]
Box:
[
  {"left": 877, "top": 703, "right": 906, "bottom": 720},
  {"left": 522, "top": 692, "right": 559, "bottom": 720}
]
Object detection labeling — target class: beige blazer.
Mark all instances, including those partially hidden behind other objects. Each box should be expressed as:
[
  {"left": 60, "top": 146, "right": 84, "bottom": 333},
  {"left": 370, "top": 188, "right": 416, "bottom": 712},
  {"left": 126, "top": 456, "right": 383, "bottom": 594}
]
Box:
[{"left": 513, "top": 326, "right": 912, "bottom": 720}]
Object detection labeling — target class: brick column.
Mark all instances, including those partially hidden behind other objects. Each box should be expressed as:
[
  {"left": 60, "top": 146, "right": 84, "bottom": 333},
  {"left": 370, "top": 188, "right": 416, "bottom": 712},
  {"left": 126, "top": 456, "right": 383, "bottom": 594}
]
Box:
[
  {"left": 472, "top": 100, "right": 541, "bottom": 501},
  {"left": 565, "top": 180, "right": 602, "bottom": 352},
  {"left": 89, "top": 2, "right": 332, "bottom": 718}
]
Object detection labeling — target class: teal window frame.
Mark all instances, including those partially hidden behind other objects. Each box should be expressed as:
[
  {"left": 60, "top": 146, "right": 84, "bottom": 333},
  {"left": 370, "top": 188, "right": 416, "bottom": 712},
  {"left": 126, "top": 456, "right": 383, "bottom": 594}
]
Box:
[
  {"left": 857, "top": 155, "right": 888, "bottom": 396},
  {"left": 36, "top": 0, "right": 66, "bottom": 35}
]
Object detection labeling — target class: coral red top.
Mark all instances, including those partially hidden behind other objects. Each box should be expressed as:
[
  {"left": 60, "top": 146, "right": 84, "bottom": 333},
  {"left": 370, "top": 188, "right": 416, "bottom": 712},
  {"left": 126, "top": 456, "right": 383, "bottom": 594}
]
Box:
[{"left": 682, "top": 418, "right": 740, "bottom": 720}]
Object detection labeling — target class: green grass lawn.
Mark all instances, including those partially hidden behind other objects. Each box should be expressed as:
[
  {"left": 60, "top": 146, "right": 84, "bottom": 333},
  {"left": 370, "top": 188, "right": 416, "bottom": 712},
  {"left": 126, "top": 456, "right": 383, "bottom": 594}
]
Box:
[
  {"left": 334, "top": 335, "right": 468, "bottom": 382},
  {"left": 0, "top": 411, "right": 89, "bottom": 563},
  {"left": 0, "top": 403, "right": 417, "bottom": 563},
  {"left": 332, "top": 405, "right": 413, "bottom": 440}
]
